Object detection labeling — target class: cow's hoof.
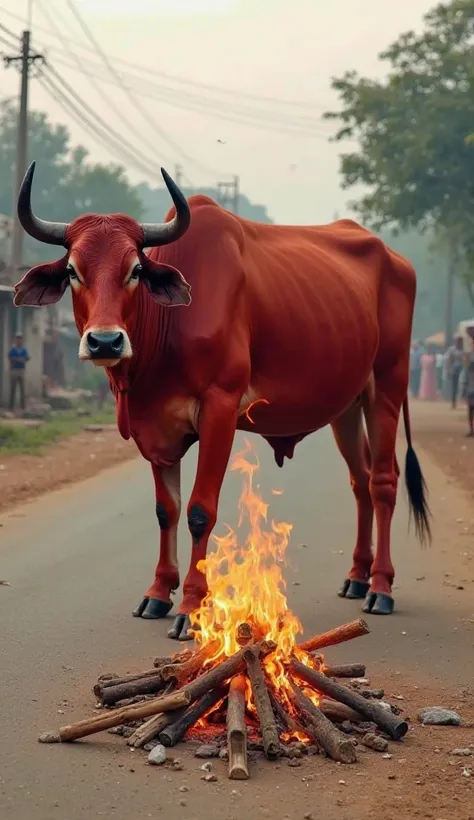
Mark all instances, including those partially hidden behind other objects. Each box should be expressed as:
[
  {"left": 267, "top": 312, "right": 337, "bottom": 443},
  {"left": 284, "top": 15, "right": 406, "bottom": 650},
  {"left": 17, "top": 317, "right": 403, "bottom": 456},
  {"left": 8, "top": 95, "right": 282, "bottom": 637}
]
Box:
[
  {"left": 338, "top": 578, "right": 370, "bottom": 599},
  {"left": 132, "top": 597, "right": 173, "bottom": 619},
  {"left": 167, "top": 614, "right": 194, "bottom": 641},
  {"left": 362, "top": 591, "right": 394, "bottom": 615}
]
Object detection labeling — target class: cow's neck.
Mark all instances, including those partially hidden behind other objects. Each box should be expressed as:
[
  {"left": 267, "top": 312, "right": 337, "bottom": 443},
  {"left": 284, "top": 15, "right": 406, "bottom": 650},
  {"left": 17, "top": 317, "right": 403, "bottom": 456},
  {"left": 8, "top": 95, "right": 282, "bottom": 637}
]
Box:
[{"left": 107, "top": 285, "right": 171, "bottom": 439}]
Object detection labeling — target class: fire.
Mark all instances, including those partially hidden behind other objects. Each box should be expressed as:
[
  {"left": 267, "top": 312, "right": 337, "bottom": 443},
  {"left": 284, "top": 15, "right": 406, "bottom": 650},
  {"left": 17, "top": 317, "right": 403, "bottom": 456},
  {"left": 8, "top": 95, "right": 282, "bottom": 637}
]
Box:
[{"left": 191, "top": 440, "right": 304, "bottom": 691}]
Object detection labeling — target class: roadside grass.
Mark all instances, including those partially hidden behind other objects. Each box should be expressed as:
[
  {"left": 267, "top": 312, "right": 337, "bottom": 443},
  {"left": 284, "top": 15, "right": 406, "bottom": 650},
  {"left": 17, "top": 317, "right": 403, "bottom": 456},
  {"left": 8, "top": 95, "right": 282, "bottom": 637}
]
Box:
[{"left": 0, "top": 405, "right": 117, "bottom": 455}]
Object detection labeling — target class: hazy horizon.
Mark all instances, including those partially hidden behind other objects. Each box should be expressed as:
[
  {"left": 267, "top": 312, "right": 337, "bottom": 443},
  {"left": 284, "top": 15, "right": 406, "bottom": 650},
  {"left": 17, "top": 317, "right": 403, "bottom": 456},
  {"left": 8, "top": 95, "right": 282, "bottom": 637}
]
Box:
[{"left": 1, "top": 0, "right": 436, "bottom": 224}]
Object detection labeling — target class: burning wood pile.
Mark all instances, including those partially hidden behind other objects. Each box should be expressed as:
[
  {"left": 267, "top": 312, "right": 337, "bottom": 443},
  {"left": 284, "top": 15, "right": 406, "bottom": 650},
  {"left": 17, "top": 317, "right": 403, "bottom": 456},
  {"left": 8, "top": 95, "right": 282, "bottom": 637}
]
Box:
[{"left": 38, "top": 444, "right": 408, "bottom": 778}]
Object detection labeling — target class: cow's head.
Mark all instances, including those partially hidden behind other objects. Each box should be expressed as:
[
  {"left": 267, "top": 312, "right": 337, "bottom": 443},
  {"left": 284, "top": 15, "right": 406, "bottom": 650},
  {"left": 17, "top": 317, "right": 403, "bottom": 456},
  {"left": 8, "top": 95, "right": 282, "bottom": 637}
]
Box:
[{"left": 14, "top": 162, "right": 192, "bottom": 367}]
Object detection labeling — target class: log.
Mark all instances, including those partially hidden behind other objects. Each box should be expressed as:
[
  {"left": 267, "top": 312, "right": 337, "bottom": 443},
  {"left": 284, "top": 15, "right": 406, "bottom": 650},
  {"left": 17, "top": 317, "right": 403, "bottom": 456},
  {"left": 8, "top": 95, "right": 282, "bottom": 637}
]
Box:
[
  {"left": 127, "top": 708, "right": 187, "bottom": 748},
  {"left": 319, "top": 698, "right": 363, "bottom": 723},
  {"left": 153, "top": 651, "right": 191, "bottom": 668},
  {"left": 236, "top": 622, "right": 253, "bottom": 646},
  {"left": 38, "top": 689, "right": 191, "bottom": 743},
  {"left": 244, "top": 646, "right": 280, "bottom": 760},
  {"left": 184, "top": 640, "right": 276, "bottom": 704},
  {"left": 298, "top": 618, "right": 370, "bottom": 654},
  {"left": 290, "top": 685, "right": 357, "bottom": 763},
  {"left": 268, "top": 689, "right": 309, "bottom": 740},
  {"left": 94, "top": 669, "right": 163, "bottom": 698},
  {"left": 161, "top": 641, "right": 219, "bottom": 685},
  {"left": 290, "top": 659, "right": 408, "bottom": 741},
  {"left": 227, "top": 675, "right": 249, "bottom": 780},
  {"left": 322, "top": 663, "right": 366, "bottom": 679},
  {"left": 159, "top": 686, "right": 227, "bottom": 747},
  {"left": 99, "top": 674, "right": 166, "bottom": 706}
]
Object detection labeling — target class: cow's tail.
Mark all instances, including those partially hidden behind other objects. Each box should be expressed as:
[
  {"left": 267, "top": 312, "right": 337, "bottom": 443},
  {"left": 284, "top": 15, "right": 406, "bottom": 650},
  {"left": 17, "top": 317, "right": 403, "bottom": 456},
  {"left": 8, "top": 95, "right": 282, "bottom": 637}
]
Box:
[{"left": 402, "top": 396, "right": 432, "bottom": 546}]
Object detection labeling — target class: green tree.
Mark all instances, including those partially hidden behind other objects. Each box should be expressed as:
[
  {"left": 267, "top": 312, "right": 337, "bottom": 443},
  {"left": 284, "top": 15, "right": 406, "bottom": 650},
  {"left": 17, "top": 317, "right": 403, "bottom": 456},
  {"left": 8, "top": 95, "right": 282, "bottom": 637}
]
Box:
[
  {"left": 324, "top": 0, "right": 474, "bottom": 294},
  {"left": 0, "top": 98, "right": 143, "bottom": 263}
]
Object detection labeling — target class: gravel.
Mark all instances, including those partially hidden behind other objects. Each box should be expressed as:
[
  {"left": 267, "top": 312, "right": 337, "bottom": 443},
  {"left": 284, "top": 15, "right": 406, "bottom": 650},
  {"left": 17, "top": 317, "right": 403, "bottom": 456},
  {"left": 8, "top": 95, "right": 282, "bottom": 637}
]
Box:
[
  {"left": 417, "top": 707, "right": 462, "bottom": 726},
  {"left": 147, "top": 744, "right": 167, "bottom": 765}
]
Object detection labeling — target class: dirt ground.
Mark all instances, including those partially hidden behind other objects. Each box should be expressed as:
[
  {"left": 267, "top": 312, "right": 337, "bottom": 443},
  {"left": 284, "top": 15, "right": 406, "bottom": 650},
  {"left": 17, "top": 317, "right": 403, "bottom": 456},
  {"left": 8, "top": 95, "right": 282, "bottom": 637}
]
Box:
[
  {"left": 411, "top": 399, "right": 474, "bottom": 501},
  {"left": 0, "top": 425, "right": 136, "bottom": 513}
]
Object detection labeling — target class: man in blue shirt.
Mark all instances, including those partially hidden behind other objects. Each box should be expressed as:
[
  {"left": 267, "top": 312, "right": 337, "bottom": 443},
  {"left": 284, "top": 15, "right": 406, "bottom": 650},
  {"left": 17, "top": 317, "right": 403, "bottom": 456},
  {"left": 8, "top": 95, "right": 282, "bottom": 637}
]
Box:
[{"left": 8, "top": 332, "right": 30, "bottom": 412}]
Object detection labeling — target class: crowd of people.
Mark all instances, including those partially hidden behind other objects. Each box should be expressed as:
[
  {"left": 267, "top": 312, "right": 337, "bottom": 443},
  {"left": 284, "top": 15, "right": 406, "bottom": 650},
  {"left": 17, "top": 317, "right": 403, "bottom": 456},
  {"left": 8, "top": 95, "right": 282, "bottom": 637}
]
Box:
[{"left": 410, "top": 326, "right": 474, "bottom": 436}]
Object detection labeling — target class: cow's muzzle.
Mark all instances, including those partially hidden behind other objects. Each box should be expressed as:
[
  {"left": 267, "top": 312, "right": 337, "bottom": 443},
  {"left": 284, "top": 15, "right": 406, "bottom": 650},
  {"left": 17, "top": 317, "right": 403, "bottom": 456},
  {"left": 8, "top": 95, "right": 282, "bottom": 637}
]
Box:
[{"left": 86, "top": 330, "right": 125, "bottom": 360}]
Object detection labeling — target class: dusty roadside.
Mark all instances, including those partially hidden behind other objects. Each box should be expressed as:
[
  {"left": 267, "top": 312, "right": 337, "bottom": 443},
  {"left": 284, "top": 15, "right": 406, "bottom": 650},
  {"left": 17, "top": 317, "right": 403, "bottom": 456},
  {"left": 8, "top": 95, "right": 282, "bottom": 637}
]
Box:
[
  {"left": 0, "top": 424, "right": 136, "bottom": 513},
  {"left": 410, "top": 399, "right": 474, "bottom": 501}
]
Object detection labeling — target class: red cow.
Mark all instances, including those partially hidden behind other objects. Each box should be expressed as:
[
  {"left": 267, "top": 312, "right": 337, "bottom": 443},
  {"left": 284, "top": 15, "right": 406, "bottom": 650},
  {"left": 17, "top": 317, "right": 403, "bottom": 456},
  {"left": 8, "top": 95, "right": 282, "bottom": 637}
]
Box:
[{"left": 14, "top": 162, "right": 430, "bottom": 641}]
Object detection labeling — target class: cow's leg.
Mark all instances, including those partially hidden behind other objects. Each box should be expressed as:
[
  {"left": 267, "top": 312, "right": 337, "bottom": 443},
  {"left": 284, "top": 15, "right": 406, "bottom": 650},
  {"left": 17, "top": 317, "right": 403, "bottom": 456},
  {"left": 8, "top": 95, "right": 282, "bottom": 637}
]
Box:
[
  {"left": 168, "top": 391, "right": 238, "bottom": 641},
  {"left": 332, "top": 401, "right": 374, "bottom": 601},
  {"left": 362, "top": 371, "right": 404, "bottom": 615},
  {"left": 133, "top": 461, "right": 181, "bottom": 620}
]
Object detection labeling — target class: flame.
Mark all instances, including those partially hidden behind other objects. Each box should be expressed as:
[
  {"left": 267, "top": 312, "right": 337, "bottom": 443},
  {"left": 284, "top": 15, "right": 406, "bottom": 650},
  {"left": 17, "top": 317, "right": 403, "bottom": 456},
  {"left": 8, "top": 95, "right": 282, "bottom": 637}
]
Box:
[
  {"left": 185, "top": 442, "right": 326, "bottom": 743},
  {"left": 192, "top": 439, "right": 304, "bottom": 691}
]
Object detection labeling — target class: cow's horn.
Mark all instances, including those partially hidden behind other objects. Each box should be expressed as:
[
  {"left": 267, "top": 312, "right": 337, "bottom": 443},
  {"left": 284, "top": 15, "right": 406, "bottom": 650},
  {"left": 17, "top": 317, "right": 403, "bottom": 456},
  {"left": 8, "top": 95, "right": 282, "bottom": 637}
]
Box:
[
  {"left": 140, "top": 167, "right": 191, "bottom": 248},
  {"left": 17, "top": 162, "right": 69, "bottom": 246}
]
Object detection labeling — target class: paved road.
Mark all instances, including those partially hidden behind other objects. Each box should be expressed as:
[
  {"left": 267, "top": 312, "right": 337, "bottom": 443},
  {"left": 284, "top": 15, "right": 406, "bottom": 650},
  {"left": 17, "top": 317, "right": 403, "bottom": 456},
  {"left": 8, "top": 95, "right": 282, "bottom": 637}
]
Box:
[{"left": 1, "top": 428, "right": 472, "bottom": 820}]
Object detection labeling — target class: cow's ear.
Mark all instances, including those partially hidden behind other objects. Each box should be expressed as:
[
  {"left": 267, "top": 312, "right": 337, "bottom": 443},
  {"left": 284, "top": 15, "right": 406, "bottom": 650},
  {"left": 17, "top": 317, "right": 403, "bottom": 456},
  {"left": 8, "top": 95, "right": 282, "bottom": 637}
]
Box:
[
  {"left": 13, "top": 257, "right": 69, "bottom": 306},
  {"left": 140, "top": 260, "right": 191, "bottom": 307}
]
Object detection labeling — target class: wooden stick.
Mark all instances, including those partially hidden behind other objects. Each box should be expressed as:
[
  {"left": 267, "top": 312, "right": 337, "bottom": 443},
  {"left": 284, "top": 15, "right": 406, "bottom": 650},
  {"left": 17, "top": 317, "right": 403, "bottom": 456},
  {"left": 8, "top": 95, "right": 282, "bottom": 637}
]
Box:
[
  {"left": 236, "top": 622, "right": 253, "bottom": 646},
  {"left": 319, "top": 698, "right": 363, "bottom": 723},
  {"left": 298, "top": 619, "right": 370, "bottom": 654},
  {"left": 322, "top": 663, "right": 366, "bottom": 679},
  {"left": 127, "top": 708, "right": 187, "bottom": 748},
  {"left": 290, "top": 659, "right": 408, "bottom": 740},
  {"left": 99, "top": 674, "right": 166, "bottom": 706},
  {"left": 95, "top": 668, "right": 164, "bottom": 696},
  {"left": 227, "top": 675, "right": 249, "bottom": 780},
  {"left": 159, "top": 686, "right": 227, "bottom": 747},
  {"left": 244, "top": 646, "right": 280, "bottom": 760},
  {"left": 268, "top": 689, "right": 309, "bottom": 740},
  {"left": 184, "top": 640, "right": 276, "bottom": 704},
  {"left": 161, "top": 641, "right": 219, "bottom": 685},
  {"left": 153, "top": 651, "right": 191, "bottom": 668},
  {"left": 290, "top": 685, "right": 357, "bottom": 763},
  {"left": 38, "top": 689, "right": 191, "bottom": 743}
]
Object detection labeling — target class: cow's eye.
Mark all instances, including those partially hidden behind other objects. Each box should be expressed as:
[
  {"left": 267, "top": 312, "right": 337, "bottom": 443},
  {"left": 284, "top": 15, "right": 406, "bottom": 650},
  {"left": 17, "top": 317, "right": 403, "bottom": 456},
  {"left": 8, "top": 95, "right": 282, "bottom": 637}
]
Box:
[
  {"left": 130, "top": 264, "right": 142, "bottom": 281},
  {"left": 67, "top": 265, "right": 78, "bottom": 280}
]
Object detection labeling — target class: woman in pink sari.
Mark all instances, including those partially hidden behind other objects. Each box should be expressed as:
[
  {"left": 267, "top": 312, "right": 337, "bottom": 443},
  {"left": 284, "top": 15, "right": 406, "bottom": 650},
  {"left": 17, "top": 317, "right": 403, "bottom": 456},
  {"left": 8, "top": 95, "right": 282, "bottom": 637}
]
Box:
[{"left": 419, "top": 346, "right": 438, "bottom": 400}]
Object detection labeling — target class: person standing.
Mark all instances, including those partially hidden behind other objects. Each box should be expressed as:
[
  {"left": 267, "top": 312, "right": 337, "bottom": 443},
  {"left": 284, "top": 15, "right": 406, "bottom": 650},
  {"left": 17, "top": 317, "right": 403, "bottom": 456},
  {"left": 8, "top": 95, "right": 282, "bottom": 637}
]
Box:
[
  {"left": 445, "top": 335, "right": 464, "bottom": 409},
  {"left": 464, "top": 326, "right": 474, "bottom": 436},
  {"left": 8, "top": 332, "right": 30, "bottom": 413},
  {"left": 419, "top": 345, "right": 438, "bottom": 400}
]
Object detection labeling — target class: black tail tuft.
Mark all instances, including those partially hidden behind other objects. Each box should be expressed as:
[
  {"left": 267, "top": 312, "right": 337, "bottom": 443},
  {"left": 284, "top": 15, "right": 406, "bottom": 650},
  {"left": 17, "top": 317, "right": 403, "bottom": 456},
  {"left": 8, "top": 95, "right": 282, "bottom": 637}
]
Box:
[{"left": 405, "top": 444, "right": 432, "bottom": 546}]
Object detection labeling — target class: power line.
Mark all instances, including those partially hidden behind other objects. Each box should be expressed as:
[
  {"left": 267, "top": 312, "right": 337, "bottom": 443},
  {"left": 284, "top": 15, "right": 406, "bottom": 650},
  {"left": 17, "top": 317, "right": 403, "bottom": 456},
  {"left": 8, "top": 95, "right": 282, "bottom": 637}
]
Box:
[
  {"left": 0, "top": 4, "right": 327, "bottom": 112},
  {"left": 51, "top": 52, "right": 327, "bottom": 132},
  {"left": 37, "top": 70, "right": 160, "bottom": 180},
  {"left": 62, "top": 0, "right": 217, "bottom": 178},
  {"left": 35, "top": 0, "right": 176, "bottom": 172},
  {"left": 38, "top": 63, "right": 169, "bottom": 182},
  {"left": 45, "top": 53, "right": 331, "bottom": 139},
  {"left": 1, "top": 19, "right": 210, "bottom": 186},
  {"left": 1, "top": 16, "right": 332, "bottom": 139}
]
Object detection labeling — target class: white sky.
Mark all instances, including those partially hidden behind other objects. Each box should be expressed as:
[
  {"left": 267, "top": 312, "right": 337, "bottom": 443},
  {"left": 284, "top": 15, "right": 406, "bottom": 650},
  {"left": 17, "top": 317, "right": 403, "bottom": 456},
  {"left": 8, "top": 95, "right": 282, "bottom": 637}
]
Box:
[{"left": 0, "top": 0, "right": 436, "bottom": 223}]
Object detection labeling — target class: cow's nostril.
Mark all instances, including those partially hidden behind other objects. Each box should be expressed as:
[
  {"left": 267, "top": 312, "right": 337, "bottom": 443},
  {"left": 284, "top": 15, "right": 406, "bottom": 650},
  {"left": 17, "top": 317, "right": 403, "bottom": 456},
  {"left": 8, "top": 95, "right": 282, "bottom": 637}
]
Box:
[
  {"left": 110, "top": 331, "right": 124, "bottom": 353},
  {"left": 87, "top": 332, "right": 101, "bottom": 353},
  {"left": 86, "top": 331, "right": 125, "bottom": 358}
]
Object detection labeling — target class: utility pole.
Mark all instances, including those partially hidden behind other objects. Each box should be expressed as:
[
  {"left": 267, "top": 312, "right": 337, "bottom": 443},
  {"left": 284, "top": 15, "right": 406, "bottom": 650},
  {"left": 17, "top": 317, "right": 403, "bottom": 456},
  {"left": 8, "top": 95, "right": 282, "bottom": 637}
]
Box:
[
  {"left": 174, "top": 164, "right": 183, "bottom": 188},
  {"left": 4, "top": 30, "right": 43, "bottom": 326},
  {"left": 216, "top": 176, "right": 240, "bottom": 214}
]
